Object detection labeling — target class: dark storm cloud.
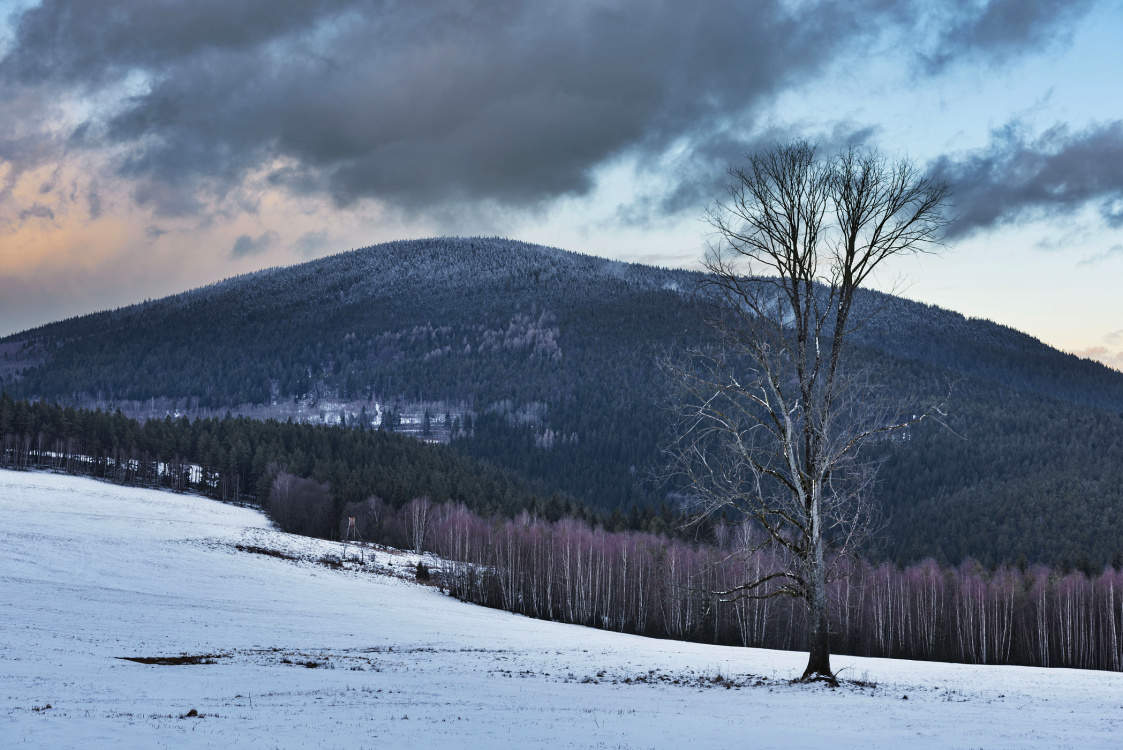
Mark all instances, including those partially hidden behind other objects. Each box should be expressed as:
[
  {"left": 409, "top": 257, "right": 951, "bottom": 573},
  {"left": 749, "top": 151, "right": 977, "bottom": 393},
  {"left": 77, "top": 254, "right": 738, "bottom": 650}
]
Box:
[
  {"left": 86, "top": 181, "right": 102, "bottom": 219},
  {"left": 18, "top": 202, "right": 54, "bottom": 222},
  {"left": 931, "top": 120, "right": 1123, "bottom": 238},
  {"left": 84, "top": 0, "right": 870, "bottom": 211},
  {"left": 0, "top": 0, "right": 1104, "bottom": 221},
  {"left": 0, "top": 88, "right": 69, "bottom": 202},
  {"left": 0, "top": 0, "right": 368, "bottom": 86},
  {"left": 920, "top": 0, "right": 1095, "bottom": 73},
  {"left": 613, "top": 121, "right": 882, "bottom": 227},
  {"left": 230, "top": 231, "right": 278, "bottom": 258}
]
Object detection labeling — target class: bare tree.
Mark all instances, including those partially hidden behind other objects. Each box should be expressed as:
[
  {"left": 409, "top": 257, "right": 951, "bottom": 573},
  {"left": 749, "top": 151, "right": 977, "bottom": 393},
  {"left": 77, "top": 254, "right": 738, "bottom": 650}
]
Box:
[
  {"left": 268, "top": 471, "right": 296, "bottom": 530},
  {"left": 664, "top": 140, "right": 950, "bottom": 682},
  {"left": 339, "top": 495, "right": 386, "bottom": 541},
  {"left": 406, "top": 496, "right": 433, "bottom": 554},
  {"left": 268, "top": 470, "right": 334, "bottom": 537}
]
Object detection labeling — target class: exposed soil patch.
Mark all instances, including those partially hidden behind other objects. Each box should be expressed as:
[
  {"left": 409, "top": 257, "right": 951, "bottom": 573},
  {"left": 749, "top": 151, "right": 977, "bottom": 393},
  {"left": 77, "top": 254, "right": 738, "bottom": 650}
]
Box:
[
  {"left": 591, "top": 669, "right": 878, "bottom": 693},
  {"left": 587, "top": 669, "right": 768, "bottom": 689},
  {"left": 235, "top": 544, "right": 297, "bottom": 560},
  {"left": 118, "top": 654, "right": 227, "bottom": 666}
]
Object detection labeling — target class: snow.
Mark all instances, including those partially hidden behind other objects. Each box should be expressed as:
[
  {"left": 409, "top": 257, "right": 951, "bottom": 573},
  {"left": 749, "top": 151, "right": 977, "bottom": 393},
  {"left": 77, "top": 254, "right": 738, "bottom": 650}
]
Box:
[{"left": 2, "top": 469, "right": 1121, "bottom": 748}]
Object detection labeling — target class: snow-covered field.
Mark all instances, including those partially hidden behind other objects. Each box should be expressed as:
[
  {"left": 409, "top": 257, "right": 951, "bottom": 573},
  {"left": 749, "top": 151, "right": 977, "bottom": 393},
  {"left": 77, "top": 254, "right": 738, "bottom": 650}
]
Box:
[{"left": 2, "top": 470, "right": 1121, "bottom": 748}]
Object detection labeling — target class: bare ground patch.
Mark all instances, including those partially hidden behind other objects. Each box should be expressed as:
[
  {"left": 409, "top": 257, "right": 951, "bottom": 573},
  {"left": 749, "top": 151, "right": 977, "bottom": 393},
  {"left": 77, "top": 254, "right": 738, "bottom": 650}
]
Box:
[
  {"left": 234, "top": 544, "right": 298, "bottom": 560},
  {"left": 118, "top": 654, "right": 229, "bottom": 666}
]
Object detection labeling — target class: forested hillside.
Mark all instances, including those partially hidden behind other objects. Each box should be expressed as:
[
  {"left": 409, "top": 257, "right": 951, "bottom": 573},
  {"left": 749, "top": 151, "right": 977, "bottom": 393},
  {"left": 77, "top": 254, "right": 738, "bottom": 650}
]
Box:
[{"left": 4, "top": 237, "right": 1123, "bottom": 566}]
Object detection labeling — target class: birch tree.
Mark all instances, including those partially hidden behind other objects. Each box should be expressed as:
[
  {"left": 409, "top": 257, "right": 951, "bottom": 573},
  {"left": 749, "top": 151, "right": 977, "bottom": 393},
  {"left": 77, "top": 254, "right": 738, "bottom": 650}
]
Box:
[
  {"left": 664, "top": 140, "right": 950, "bottom": 682},
  {"left": 406, "top": 496, "right": 433, "bottom": 554}
]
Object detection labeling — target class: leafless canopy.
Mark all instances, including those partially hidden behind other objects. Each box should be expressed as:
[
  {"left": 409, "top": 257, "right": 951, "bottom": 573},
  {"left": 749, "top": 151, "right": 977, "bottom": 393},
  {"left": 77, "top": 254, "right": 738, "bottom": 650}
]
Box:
[{"left": 664, "top": 139, "right": 950, "bottom": 681}]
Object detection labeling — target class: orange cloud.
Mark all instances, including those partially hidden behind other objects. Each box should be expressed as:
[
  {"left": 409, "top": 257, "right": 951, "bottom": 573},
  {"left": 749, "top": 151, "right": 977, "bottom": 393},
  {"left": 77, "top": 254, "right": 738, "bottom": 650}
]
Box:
[{"left": 0, "top": 159, "right": 434, "bottom": 336}]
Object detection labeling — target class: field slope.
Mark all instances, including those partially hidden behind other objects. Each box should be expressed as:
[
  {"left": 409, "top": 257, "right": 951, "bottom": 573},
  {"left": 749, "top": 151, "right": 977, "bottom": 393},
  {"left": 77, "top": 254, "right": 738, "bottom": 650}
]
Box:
[{"left": 2, "top": 469, "right": 1120, "bottom": 748}]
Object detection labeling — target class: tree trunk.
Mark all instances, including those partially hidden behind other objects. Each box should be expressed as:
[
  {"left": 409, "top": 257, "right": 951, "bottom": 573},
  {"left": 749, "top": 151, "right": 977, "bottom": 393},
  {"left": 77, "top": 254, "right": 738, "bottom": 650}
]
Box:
[
  {"left": 802, "top": 514, "right": 836, "bottom": 683},
  {"left": 802, "top": 583, "right": 834, "bottom": 682}
]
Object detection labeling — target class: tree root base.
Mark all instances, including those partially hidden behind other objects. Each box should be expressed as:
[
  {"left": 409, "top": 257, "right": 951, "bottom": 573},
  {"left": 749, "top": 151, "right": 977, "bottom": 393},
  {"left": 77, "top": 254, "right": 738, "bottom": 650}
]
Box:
[{"left": 797, "top": 671, "right": 839, "bottom": 687}]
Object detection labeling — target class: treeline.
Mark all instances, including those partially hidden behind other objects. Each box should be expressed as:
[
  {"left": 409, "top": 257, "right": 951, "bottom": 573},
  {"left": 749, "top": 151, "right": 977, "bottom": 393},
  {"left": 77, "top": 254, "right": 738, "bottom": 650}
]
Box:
[
  {"left": 0, "top": 395, "right": 694, "bottom": 538},
  {"left": 0, "top": 394, "right": 556, "bottom": 522},
  {"left": 371, "top": 500, "right": 1123, "bottom": 672}
]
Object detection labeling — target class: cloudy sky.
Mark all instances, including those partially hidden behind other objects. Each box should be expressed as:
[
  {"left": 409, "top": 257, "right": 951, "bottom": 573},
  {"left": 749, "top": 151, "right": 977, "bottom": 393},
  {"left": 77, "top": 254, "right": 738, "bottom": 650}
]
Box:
[{"left": 0, "top": 0, "right": 1121, "bottom": 367}]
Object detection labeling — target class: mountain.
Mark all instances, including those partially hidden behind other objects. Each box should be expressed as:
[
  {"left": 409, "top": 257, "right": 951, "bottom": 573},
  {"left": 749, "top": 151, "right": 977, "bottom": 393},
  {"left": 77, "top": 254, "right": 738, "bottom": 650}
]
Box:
[{"left": 4, "top": 237, "right": 1123, "bottom": 567}]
